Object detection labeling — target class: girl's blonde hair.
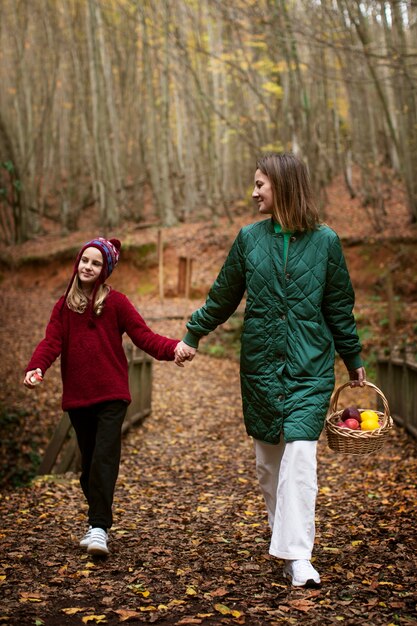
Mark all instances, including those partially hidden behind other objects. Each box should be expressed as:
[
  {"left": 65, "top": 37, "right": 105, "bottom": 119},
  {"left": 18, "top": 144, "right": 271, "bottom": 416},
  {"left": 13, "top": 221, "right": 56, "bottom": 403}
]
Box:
[
  {"left": 66, "top": 277, "right": 110, "bottom": 315},
  {"left": 256, "top": 152, "right": 320, "bottom": 232}
]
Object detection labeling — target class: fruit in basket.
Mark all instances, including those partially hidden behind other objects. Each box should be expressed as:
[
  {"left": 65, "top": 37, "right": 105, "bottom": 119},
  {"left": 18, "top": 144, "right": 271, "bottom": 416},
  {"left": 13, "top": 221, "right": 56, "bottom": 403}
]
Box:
[
  {"left": 343, "top": 418, "right": 360, "bottom": 430},
  {"left": 341, "top": 406, "right": 361, "bottom": 422},
  {"left": 361, "top": 418, "right": 380, "bottom": 431},
  {"left": 359, "top": 410, "right": 379, "bottom": 423},
  {"left": 336, "top": 421, "right": 348, "bottom": 428}
]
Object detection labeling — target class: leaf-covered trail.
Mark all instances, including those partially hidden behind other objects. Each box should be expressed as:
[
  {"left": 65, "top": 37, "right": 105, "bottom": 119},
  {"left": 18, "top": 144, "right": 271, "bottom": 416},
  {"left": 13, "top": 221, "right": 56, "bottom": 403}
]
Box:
[{"left": 1, "top": 310, "right": 416, "bottom": 625}]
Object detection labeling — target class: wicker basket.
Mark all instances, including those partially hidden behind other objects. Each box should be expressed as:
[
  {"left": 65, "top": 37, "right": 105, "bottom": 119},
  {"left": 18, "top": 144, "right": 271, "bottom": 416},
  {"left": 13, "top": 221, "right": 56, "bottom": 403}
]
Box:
[{"left": 325, "top": 381, "right": 393, "bottom": 455}]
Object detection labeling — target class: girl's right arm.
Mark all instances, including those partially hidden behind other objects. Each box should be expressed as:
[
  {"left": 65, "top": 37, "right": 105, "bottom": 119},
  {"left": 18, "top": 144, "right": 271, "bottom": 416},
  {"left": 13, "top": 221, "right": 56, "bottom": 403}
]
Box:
[
  {"left": 119, "top": 294, "right": 179, "bottom": 361},
  {"left": 24, "top": 299, "right": 64, "bottom": 383}
]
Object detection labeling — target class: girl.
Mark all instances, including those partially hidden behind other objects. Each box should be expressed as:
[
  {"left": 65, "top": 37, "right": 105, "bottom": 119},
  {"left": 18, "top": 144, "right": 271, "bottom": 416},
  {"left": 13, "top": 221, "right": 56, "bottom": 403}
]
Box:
[
  {"left": 176, "top": 153, "right": 366, "bottom": 587},
  {"left": 24, "top": 237, "right": 184, "bottom": 556}
]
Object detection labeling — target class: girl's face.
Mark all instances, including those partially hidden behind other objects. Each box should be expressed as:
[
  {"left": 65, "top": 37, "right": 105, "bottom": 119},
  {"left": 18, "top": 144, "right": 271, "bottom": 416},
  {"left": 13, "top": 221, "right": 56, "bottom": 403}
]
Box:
[
  {"left": 78, "top": 247, "right": 104, "bottom": 289},
  {"left": 252, "top": 169, "right": 274, "bottom": 215}
]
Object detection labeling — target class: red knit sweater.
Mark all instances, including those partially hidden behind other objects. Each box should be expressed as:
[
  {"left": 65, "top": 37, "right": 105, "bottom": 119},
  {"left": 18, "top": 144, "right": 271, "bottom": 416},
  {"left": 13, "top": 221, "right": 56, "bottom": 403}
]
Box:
[{"left": 26, "top": 290, "right": 179, "bottom": 411}]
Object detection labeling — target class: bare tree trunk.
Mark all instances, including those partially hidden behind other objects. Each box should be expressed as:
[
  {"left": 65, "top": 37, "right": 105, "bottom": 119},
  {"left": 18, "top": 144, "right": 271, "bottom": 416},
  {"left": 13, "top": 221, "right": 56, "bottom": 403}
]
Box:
[
  {"left": 86, "top": 0, "right": 120, "bottom": 230},
  {"left": 388, "top": 0, "right": 417, "bottom": 221},
  {"left": 159, "top": 1, "right": 177, "bottom": 226},
  {"left": 0, "top": 0, "right": 416, "bottom": 239}
]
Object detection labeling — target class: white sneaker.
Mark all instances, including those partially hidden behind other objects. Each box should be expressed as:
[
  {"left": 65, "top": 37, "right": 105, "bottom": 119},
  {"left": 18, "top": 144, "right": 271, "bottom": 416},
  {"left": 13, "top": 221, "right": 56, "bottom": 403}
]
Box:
[
  {"left": 79, "top": 526, "right": 93, "bottom": 548},
  {"left": 283, "top": 559, "right": 321, "bottom": 587},
  {"left": 87, "top": 528, "right": 109, "bottom": 556}
]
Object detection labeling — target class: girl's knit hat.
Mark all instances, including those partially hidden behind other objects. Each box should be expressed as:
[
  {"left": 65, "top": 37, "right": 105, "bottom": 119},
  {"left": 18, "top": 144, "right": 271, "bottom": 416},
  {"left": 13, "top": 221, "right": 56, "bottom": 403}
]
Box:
[
  {"left": 76, "top": 237, "right": 121, "bottom": 280},
  {"left": 63, "top": 237, "right": 121, "bottom": 325}
]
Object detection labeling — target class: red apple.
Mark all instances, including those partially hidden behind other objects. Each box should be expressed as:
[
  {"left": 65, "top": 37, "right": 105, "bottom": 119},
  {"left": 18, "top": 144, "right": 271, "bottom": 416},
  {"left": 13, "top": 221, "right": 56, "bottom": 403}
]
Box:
[
  {"left": 344, "top": 418, "right": 360, "bottom": 430},
  {"left": 341, "top": 406, "right": 361, "bottom": 421},
  {"left": 336, "top": 421, "right": 348, "bottom": 428}
]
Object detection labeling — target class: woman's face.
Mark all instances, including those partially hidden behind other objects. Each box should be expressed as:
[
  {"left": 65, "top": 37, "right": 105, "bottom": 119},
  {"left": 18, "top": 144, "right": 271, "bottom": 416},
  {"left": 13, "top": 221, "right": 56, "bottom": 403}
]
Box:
[
  {"left": 252, "top": 169, "right": 274, "bottom": 215},
  {"left": 78, "top": 247, "right": 104, "bottom": 289}
]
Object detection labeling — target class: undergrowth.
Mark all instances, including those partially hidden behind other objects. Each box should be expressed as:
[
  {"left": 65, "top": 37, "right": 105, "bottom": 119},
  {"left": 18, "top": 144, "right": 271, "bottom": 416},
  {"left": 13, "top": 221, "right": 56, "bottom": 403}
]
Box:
[{"left": 0, "top": 405, "right": 41, "bottom": 489}]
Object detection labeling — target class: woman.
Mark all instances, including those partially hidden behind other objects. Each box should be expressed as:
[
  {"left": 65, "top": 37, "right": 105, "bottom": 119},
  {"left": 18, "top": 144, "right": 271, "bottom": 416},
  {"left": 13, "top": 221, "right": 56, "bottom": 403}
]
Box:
[{"left": 176, "top": 152, "right": 365, "bottom": 587}]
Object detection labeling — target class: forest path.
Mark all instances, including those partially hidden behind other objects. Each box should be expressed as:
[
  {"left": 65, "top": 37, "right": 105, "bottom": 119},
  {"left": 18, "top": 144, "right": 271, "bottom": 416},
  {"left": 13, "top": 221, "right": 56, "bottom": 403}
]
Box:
[{"left": 1, "top": 311, "right": 416, "bottom": 626}]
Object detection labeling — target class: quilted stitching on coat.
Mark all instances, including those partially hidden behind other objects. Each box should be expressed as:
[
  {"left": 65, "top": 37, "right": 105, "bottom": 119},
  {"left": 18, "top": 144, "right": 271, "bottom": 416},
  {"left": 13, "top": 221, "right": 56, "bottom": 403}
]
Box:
[{"left": 186, "top": 218, "right": 362, "bottom": 444}]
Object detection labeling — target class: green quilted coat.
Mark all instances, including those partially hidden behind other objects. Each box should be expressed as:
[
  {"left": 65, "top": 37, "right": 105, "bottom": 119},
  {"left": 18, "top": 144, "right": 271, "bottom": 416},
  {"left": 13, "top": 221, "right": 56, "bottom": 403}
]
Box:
[{"left": 184, "top": 218, "right": 363, "bottom": 444}]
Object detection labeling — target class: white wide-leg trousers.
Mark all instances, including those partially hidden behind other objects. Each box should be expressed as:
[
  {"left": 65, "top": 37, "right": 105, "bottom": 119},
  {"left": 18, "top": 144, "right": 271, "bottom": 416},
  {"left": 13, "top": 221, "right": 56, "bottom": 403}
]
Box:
[{"left": 253, "top": 438, "right": 318, "bottom": 560}]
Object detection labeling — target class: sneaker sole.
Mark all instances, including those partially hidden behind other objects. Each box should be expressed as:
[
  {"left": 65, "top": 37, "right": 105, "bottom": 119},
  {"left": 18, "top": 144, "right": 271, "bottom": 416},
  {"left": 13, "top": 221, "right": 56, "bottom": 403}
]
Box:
[
  {"left": 283, "top": 572, "right": 321, "bottom": 588},
  {"left": 87, "top": 544, "right": 109, "bottom": 556}
]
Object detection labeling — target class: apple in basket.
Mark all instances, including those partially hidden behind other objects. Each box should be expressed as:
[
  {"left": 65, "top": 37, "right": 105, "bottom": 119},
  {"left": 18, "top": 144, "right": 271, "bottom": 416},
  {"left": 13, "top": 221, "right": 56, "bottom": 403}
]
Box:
[
  {"left": 341, "top": 406, "right": 361, "bottom": 422},
  {"left": 336, "top": 419, "right": 360, "bottom": 429},
  {"left": 343, "top": 418, "right": 360, "bottom": 430}
]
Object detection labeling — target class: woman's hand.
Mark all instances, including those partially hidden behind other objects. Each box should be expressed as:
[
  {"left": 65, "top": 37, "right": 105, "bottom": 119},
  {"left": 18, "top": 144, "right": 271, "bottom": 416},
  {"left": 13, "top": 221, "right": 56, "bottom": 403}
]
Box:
[
  {"left": 174, "top": 341, "right": 197, "bottom": 367},
  {"left": 348, "top": 366, "right": 366, "bottom": 387},
  {"left": 23, "top": 368, "right": 43, "bottom": 388}
]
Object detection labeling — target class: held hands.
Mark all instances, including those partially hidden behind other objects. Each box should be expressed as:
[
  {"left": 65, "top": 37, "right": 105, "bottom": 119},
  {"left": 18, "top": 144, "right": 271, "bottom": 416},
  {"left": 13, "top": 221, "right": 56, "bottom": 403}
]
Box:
[
  {"left": 174, "top": 341, "right": 197, "bottom": 367},
  {"left": 348, "top": 366, "right": 366, "bottom": 387},
  {"left": 23, "top": 368, "right": 43, "bottom": 388}
]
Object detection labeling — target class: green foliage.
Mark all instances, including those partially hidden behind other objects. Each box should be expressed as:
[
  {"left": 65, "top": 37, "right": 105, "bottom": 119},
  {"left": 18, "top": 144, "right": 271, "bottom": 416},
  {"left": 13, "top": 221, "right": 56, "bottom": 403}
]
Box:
[
  {"left": 261, "top": 81, "right": 283, "bottom": 98},
  {"left": 260, "top": 141, "right": 284, "bottom": 153},
  {"left": 124, "top": 243, "right": 157, "bottom": 270},
  {"left": 136, "top": 281, "right": 155, "bottom": 296},
  {"left": 2, "top": 160, "right": 14, "bottom": 173},
  {"left": 0, "top": 160, "right": 21, "bottom": 210},
  {"left": 200, "top": 314, "right": 242, "bottom": 361},
  {"left": 0, "top": 406, "right": 19, "bottom": 426},
  {"left": 205, "top": 344, "right": 226, "bottom": 358},
  {"left": 0, "top": 405, "right": 41, "bottom": 489},
  {"left": 362, "top": 349, "right": 378, "bottom": 382},
  {"left": 358, "top": 325, "right": 374, "bottom": 342}
]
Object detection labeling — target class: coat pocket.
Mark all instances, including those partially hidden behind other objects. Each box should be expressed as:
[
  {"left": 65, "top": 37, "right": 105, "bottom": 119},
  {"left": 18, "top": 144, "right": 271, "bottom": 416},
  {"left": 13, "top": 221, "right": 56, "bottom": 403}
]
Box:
[
  {"left": 288, "top": 320, "right": 334, "bottom": 378},
  {"left": 240, "top": 318, "right": 266, "bottom": 374}
]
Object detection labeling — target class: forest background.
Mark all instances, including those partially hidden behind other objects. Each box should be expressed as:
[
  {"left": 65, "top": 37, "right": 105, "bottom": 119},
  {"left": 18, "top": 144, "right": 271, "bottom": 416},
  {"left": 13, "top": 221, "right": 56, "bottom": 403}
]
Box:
[
  {"left": 1, "top": 0, "right": 417, "bottom": 241},
  {"left": 0, "top": 0, "right": 417, "bottom": 484},
  {"left": 0, "top": 3, "right": 417, "bottom": 624}
]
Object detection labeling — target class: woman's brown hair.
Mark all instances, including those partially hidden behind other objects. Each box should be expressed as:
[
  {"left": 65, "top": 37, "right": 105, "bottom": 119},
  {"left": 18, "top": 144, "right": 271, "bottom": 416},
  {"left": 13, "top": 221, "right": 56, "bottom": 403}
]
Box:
[{"left": 256, "top": 152, "right": 320, "bottom": 231}]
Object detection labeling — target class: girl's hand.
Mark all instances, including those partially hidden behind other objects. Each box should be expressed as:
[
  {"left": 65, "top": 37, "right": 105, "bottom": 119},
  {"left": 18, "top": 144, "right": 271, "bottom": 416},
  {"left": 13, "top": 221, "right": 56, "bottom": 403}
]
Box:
[
  {"left": 174, "top": 341, "right": 197, "bottom": 367},
  {"left": 24, "top": 369, "right": 43, "bottom": 388},
  {"left": 348, "top": 366, "right": 366, "bottom": 387}
]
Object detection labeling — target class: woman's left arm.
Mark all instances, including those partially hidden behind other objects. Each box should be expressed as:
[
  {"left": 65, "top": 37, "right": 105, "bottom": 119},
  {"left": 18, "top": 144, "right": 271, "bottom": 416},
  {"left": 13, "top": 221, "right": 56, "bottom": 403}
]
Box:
[{"left": 322, "top": 235, "right": 364, "bottom": 374}]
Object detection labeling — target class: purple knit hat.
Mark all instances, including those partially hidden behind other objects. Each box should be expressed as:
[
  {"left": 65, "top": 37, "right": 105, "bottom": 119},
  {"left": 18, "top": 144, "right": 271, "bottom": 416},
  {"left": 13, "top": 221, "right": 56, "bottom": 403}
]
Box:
[
  {"left": 75, "top": 237, "right": 121, "bottom": 280},
  {"left": 63, "top": 237, "right": 121, "bottom": 325}
]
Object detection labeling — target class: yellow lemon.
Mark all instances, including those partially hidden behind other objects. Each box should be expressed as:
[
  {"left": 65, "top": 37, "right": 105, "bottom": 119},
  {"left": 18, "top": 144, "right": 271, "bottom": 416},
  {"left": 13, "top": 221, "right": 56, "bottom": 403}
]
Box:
[
  {"left": 361, "top": 419, "right": 380, "bottom": 431},
  {"left": 360, "top": 410, "right": 379, "bottom": 423}
]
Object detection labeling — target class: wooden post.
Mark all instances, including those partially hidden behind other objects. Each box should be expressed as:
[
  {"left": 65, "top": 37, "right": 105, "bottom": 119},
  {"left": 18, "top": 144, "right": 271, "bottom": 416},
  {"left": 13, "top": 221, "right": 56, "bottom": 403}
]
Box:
[
  {"left": 178, "top": 256, "right": 193, "bottom": 298},
  {"left": 185, "top": 257, "right": 192, "bottom": 299},
  {"left": 157, "top": 228, "right": 164, "bottom": 303}
]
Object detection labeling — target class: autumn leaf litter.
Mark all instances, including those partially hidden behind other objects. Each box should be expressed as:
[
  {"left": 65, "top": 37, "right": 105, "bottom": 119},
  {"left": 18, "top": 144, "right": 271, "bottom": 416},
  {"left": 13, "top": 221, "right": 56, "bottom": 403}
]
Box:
[{"left": 1, "top": 207, "right": 417, "bottom": 625}]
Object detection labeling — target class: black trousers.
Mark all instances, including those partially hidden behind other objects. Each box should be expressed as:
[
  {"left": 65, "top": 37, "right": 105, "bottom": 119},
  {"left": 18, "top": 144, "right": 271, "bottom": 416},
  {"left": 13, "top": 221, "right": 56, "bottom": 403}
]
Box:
[{"left": 68, "top": 400, "right": 127, "bottom": 530}]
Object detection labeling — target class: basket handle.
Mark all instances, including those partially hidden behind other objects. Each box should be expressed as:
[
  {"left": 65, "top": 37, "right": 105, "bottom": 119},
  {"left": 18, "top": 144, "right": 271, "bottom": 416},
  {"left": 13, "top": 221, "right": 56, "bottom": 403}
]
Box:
[{"left": 329, "top": 380, "right": 390, "bottom": 426}]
